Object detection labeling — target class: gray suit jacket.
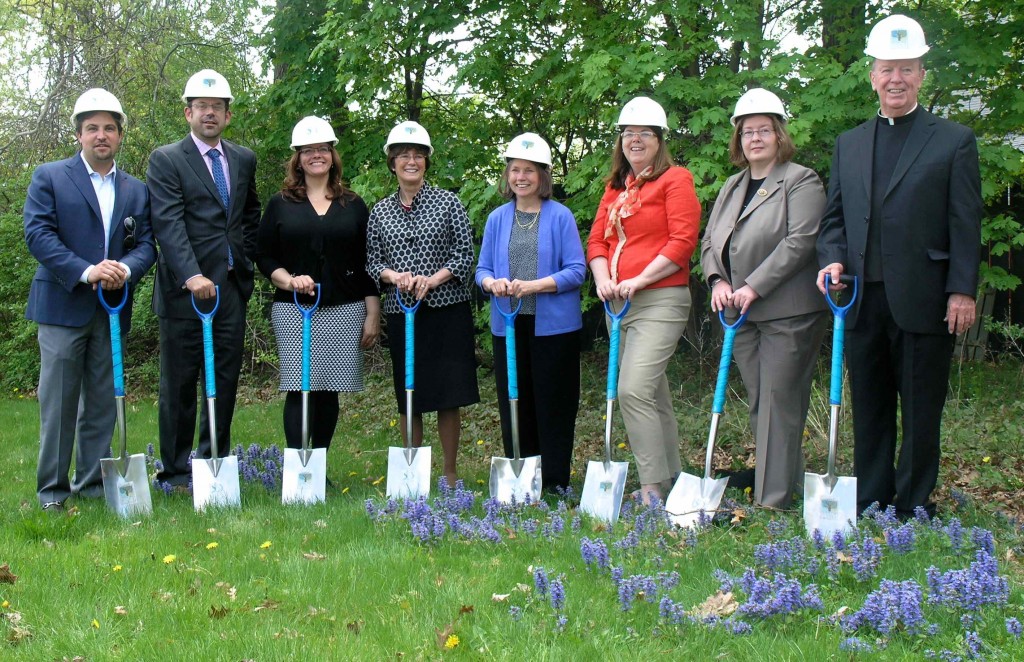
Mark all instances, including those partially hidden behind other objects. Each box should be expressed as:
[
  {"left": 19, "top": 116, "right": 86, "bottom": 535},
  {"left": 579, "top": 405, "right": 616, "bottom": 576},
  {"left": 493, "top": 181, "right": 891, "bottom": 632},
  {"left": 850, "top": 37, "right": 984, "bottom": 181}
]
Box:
[
  {"left": 146, "top": 135, "right": 260, "bottom": 318},
  {"left": 816, "top": 109, "right": 982, "bottom": 333},
  {"left": 701, "top": 161, "right": 827, "bottom": 322}
]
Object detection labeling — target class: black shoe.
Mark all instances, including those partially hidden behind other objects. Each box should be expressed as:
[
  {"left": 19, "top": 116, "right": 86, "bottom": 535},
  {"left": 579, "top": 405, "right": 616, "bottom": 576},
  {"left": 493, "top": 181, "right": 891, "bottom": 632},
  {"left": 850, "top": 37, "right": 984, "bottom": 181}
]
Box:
[{"left": 717, "top": 468, "right": 755, "bottom": 491}]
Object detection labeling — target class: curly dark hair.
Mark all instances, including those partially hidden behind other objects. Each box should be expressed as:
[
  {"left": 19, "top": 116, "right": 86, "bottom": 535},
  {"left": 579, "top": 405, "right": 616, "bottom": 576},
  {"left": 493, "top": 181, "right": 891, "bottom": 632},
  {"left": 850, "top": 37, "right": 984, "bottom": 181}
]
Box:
[{"left": 281, "top": 145, "right": 355, "bottom": 204}]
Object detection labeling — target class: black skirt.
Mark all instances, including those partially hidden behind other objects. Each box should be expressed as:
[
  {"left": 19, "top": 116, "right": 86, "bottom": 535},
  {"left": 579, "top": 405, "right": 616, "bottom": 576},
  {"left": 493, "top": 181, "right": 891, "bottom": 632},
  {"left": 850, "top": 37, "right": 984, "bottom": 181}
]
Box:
[{"left": 386, "top": 301, "right": 480, "bottom": 414}]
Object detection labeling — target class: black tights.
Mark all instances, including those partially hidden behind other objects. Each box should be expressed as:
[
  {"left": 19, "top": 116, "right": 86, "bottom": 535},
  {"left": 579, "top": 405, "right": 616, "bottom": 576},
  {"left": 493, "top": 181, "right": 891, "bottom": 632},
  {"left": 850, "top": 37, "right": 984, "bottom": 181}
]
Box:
[{"left": 283, "top": 391, "right": 339, "bottom": 450}]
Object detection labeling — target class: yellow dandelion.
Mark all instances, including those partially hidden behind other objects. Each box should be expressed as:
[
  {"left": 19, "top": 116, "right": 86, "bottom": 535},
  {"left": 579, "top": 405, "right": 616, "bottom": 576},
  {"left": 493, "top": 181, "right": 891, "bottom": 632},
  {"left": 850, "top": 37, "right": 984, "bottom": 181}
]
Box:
[
  {"left": 744, "top": 486, "right": 752, "bottom": 495},
  {"left": 372, "top": 476, "right": 384, "bottom": 486},
  {"left": 260, "top": 540, "right": 272, "bottom": 549},
  {"left": 476, "top": 479, "right": 485, "bottom": 485},
  {"left": 1, "top": 600, "right": 9, "bottom": 608},
  {"left": 112, "top": 564, "right": 122, "bottom": 572},
  {"left": 162, "top": 554, "right": 176, "bottom": 564},
  {"left": 444, "top": 633, "right": 460, "bottom": 649},
  {"left": 617, "top": 442, "right": 626, "bottom": 449},
  {"left": 982, "top": 456, "right": 991, "bottom": 463},
  {"left": 342, "top": 487, "right": 350, "bottom": 494},
  {"left": 91, "top": 619, "right": 100, "bottom": 629},
  {"left": 206, "top": 542, "right": 219, "bottom": 550},
  {"left": 348, "top": 471, "right": 358, "bottom": 477},
  {"left": 389, "top": 419, "right": 397, "bottom": 427},
  {"left": 476, "top": 439, "right": 484, "bottom": 445}
]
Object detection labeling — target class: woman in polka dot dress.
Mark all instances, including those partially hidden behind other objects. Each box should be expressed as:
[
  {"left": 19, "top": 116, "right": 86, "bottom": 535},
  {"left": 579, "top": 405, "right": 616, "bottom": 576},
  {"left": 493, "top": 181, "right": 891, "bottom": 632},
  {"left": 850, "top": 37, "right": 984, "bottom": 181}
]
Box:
[
  {"left": 476, "top": 133, "right": 585, "bottom": 493},
  {"left": 366, "top": 121, "right": 480, "bottom": 488},
  {"left": 256, "top": 116, "right": 381, "bottom": 456}
]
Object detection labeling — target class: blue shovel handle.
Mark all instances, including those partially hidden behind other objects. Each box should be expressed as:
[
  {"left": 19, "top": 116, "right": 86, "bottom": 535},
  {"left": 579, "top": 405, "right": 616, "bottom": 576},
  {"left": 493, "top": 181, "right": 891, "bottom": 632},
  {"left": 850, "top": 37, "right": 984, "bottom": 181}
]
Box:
[
  {"left": 495, "top": 297, "right": 523, "bottom": 399},
  {"left": 824, "top": 275, "right": 858, "bottom": 406},
  {"left": 191, "top": 286, "right": 221, "bottom": 399},
  {"left": 97, "top": 285, "right": 130, "bottom": 397},
  {"left": 603, "top": 299, "right": 632, "bottom": 400},
  {"left": 713, "top": 309, "right": 749, "bottom": 414},
  {"left": 396, "top": 291, "right": 422, "bottom": 390},
  {"left": 293, "top": 284, "right": 321, "bottom": 392}
]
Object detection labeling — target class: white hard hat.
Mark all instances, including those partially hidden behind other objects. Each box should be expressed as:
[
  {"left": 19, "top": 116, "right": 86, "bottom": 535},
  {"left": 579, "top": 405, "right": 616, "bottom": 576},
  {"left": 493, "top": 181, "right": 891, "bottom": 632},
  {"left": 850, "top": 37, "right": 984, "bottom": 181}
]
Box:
[
  {"left": 181, "top": 69, "right": 235, "bottom": 103},
  {"left": 71, "top": 88, "right": 126, "bottom": 128},
  {"left": 384, "top": 120, "right": 433, "bottom": 155},
  {"left": 503, "top": 132, "right": 552, "bottom": 167},
  {"left": 731, "top": 88, "right": 788, "bottom": 125},
  {"left": 864, "top": 14, "right": 930, "bottom": 60},
  {"left": 291, "top": 116, "right": 338, "bottom": 148},
  {"left": 616, "top": 96, "right": 669, "bottom": 131}
]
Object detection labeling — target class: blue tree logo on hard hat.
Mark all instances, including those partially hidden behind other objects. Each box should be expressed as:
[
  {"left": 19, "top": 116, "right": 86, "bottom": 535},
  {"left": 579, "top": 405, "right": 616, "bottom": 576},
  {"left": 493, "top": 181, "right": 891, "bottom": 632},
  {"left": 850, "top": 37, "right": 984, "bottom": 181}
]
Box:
[
  {"left": 203, "top": 78, "right": 216, "bottom": 88},
  {"left": 405, "top": 126, "right": 417, "bottom": 135},
  {"left": 521, "top": 139, "right": 534, "bottom": 149},
  {"left": 890, "top": 29, "right": 908, "bottom": 45}
]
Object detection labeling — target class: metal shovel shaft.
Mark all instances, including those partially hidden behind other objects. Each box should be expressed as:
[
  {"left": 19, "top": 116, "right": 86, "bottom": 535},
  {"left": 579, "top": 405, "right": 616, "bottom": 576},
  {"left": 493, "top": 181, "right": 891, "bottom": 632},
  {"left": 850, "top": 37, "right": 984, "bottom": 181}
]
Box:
[
  {"left": 301, "top": 390, "right": 312, "bottom": 466},
  {"left": 206, "top": 396, "right": 221, "bottom": 476},
  {"left": 404, "top": 389, "right": 415, "bottom": 464},
  {"left": 115, "top": 396, "right": 128, "bottom": 477},
  {"left": 603, "top": 399, "right": 615, "bottom": 474},
  {"left": 704, "top": 412, "right": 721, "bottom": 479}
]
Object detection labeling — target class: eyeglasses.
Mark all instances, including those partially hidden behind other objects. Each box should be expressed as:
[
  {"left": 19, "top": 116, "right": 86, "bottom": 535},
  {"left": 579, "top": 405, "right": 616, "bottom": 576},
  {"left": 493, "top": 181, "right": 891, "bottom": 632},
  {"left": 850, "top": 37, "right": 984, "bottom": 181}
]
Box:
[
  {"left": 299, "top": 146, "right": 332, "bottom": 156},
  {"left": 122, "top": 216, "right": 137, "bottom": 251},
  {"left": 620, "top": 130, "right": 657, "bottom": 141},
  {"left": 191, "top": 101, "right": 226, "bottom": 113},
  {"left": 395, "top": 153, "right": 426, "bottom": 162},
  {"left": 740, "top": 128, "right": 775, "bottom": 140}
]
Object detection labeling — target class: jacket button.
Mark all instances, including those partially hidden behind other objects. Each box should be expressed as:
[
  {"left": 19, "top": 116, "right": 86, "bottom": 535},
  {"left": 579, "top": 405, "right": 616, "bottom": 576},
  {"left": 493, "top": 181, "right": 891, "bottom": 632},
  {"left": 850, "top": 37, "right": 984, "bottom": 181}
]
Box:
[{"left": 858, "top": 252, "right": 864, "bottom": 258}]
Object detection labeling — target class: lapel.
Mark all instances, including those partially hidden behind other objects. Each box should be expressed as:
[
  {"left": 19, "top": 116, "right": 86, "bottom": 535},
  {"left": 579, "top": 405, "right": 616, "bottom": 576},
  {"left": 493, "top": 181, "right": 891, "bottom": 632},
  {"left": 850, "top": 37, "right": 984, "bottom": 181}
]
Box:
[
  {"left": 737, "top": 162, "right": 786, "bottom": 224},
  {"left": 223, "top": 139, "right": 241, "bottom": 218},
  {"left": 181, "top": 136, "right": 223, "bottom": 207},
  {"left": 886, "top": 109, "right": 936, "bottom": 198},
  {"left": 64, "top": 155, "right": 103, "bottom": 228},
  {"left": 854, "top": 120, "right": 875, "bottom": 208},
  {"left": 110, "top": 169, "right": 128, "bottom": 247}
]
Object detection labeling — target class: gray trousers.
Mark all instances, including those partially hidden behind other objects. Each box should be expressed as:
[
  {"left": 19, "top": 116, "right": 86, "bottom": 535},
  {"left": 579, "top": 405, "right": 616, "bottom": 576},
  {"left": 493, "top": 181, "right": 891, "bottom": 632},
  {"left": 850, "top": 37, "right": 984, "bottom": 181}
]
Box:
[
  {"left": 36, "top": 309, "right": 114, "bottom": 504},
  {"left": 731, "top": 311, "right": 828, "bottom": 508}
]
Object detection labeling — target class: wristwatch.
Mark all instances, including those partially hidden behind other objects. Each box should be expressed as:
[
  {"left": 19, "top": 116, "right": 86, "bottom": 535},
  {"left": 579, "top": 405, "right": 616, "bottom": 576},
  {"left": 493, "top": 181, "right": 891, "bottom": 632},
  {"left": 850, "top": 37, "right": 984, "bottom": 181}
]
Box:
[{"left": 708, "top": 276, "right": 722, "bottom": 288}]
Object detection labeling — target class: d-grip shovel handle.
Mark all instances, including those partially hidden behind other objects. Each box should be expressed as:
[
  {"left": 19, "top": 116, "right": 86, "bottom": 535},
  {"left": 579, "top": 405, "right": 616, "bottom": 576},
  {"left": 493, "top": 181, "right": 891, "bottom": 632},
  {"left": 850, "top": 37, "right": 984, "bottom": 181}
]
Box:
[
  {"left": 712, "top": 309, "right": 749, "bottom": 415},
  {"left": 496, "top": 297, "right": 523, "bottom": 399},
  {"left": 97, "top": 285, "right": 130, "bottom": 397},
  {"left": 824, "top": 275, "right": 857, "bottom": 406},
  {"left": 603, "top": 299, "right": 632, "bottom": 400},
  {"left": 293, "top": 284, "right": 321, "bottom": 392},
  {"left": 191, "top": 287, "right": 221, "bottom": 399},
  {"left": 396, "top": 291, "right": 422, "bottom": 391}
]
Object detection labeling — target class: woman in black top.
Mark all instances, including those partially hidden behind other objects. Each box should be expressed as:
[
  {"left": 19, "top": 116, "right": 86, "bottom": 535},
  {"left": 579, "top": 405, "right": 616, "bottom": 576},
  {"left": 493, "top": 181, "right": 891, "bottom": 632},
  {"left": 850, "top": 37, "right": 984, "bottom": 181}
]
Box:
[{"left": 256, "top": 116, "right": 380, "bottom": 451}]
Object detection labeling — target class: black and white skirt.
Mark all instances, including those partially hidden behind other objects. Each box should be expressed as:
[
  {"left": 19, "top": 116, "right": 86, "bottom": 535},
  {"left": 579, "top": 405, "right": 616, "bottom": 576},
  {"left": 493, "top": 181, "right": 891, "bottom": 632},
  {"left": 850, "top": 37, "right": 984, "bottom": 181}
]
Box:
[{"left": 272, "top": 300, "right": 366, "bottom": 392}]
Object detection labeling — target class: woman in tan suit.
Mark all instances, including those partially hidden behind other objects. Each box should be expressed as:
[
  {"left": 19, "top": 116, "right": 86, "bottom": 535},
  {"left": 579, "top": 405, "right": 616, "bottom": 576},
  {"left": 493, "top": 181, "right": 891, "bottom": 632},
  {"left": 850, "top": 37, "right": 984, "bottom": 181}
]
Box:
[{"left": 700, "top": 88, "right": 827, "bottom": 508}]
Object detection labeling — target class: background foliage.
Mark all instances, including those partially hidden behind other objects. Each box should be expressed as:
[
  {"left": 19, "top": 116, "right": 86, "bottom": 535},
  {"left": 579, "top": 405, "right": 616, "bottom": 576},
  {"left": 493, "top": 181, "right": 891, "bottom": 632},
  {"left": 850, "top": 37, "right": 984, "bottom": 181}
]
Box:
[{"left": 0, "top": 0, "right": 1021, "bottom": 392}]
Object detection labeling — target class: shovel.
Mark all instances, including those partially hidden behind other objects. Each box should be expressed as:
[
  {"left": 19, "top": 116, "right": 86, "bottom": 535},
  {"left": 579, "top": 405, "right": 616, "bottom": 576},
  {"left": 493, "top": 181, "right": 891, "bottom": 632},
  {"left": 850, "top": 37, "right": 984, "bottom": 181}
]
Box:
[
  {"left": 667, "top": 308, "right": 748, "bottom": 528},
  {"left": 489, "top": 297, "right": 542, "bottom": 504},
  {"left": 385, "top": 291, "right": 431, "bottom": 499},
  {"left": 804, "top": 275, "right": 859, "bottom": 538},
  {"left": 579, "top": 299, "right": 632, "bottom": 523},
  {"left": 190, "top": 286, "right": 241, "bottom": 511},
  {"left": 282, "top": 284, "right": 328, "bottom": 505},
  {"left": 97, "top": 284, "right": 153, "bottom": 518}
]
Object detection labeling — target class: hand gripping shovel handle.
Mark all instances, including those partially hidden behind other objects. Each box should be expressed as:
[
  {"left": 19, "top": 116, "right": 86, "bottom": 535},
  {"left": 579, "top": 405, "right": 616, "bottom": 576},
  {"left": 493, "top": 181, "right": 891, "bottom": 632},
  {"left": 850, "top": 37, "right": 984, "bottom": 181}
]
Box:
[
  {"left": 603, "top": 299, "right": 631, "bottom": 469},
  {"left": 823, "top": 275, "right": 857, "bottom": 479},
  {"left": 294, "top": 285, "right": 321, "bottom": 458},
  {"left": 396, "top": 291, "right": 422, "bottom": 455},
  {"left": 192, "top": 287, "right": 221, "bottom": 461},
  {"left": 98, "top": 285, "right": 130, "bottom": 473},
  {"left": 496, "top": 297, "right": 523, "bottom": 461},
  {"left": 705, "top": 309, "right": 748, "bottom": 478}
]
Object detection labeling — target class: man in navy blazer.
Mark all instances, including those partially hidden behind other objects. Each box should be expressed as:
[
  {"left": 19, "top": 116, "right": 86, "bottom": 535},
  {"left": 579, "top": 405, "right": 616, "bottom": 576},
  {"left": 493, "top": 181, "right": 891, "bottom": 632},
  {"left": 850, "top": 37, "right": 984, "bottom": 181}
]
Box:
[
  {"left": 24, "top": 88, "right": 157, "bottom": 510},
  {"left": 147, "top": 69, "right": 261, "bottom": 487},
  {"left": 817, "top": 15, "right": 983, "bottom": 518}
]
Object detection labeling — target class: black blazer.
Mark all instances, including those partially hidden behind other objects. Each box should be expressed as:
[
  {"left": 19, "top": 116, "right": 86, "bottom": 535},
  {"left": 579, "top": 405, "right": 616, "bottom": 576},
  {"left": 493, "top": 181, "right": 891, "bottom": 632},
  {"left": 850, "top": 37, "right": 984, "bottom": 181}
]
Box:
[
  {"left": 146, "top": 135, "right": 261, "bottom": 318},
  {"left": 817, "top": 109, "right": 982, "bottom": 334}
]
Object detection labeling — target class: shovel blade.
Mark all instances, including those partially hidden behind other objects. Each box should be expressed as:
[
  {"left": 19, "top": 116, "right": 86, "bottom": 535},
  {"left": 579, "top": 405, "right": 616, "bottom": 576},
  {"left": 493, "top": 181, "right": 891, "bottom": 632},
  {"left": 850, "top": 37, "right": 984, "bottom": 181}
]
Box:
[
  {"left": 385, "top": 445, "right": 431, "bottom": 499},
  {"left": 579, "top": 460, "right": 629, "bottom": 524},
  {"left": 489, "top": 455, "right": 542, "bottom": 504},
  {"left": 100, "top": 454, "right": 152, "bottom": 518},
  {"left": 192, "top": 455, "right": 241, "bottom": 511},
  {"left": 803, "top": 472, "right": 857, "bottom": 538},
  {"left": 281, "top": 447, "right": 327, "bottom": 505},
  {"left": 666, "top": 473, "right": 728, "bottom": 529}
]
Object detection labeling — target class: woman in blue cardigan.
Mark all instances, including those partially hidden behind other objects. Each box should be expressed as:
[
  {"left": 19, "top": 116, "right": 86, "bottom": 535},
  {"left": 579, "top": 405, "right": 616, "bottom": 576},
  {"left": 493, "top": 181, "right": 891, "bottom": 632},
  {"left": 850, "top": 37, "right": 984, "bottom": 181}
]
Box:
[{"left": 476, "top": 133, "right": 586, "bottom": 492}]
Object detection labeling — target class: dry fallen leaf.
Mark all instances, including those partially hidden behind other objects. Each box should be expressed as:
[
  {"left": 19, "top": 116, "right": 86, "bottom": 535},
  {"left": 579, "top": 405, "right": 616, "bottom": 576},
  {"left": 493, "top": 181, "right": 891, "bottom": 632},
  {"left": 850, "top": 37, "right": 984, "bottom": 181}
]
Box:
[
  {"left": 114, "top": 606, "right": 128, "bottom": 616},
  {"left": 689, "top": 591, "right": 738, "bottom": 618},
  {"left": 254, "top": 599, "right": 280, "bottom": 612},
  {"left": 209, "top": 605, "right": 229, "bottom": 619},
  {"left": 514, "top": 583, "right": 531, "bottom": 593},
  {"left": 154, "top": 591, "right": 173, "bottom": 602},
  {"left": 435, "top": 575, "right": 444, "bottom": 587},
  {"left": 0, "top": 564, "right": 18, "bottom": 585},
  {"left": 491, "top": 593, "right": 510, "bottom": 602},
  {"left": 434, "top": 622, "right": 454, "bottom": 649},
  {"left": 731, "top": 509, "right": 747, "bottom": 525},
  {"left": 837, "top": 552, "right": 853, "bottom": 564},
  {"left": 302, "top": 552, "right": 326, "bottom": 561},
  {"left": 4, "top": 611, "right": 23, "bottom": 624},
  {"left": 214, "top": 582, "right": 237, "bottom": 601},
  {"left": 7, "top": 624, "right": 32, "bottom": 644},
  {"left": 459, "top": 605, "right": 474, "bottom": 615},
  {"left": 346, "top": 619, "right": 363, "bottom": 634}
]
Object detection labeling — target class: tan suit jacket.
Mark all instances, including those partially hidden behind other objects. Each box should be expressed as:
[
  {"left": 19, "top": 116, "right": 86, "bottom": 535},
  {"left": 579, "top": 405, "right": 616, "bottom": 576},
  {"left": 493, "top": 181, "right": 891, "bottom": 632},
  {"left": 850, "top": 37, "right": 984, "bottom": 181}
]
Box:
[{"left": 701, "top": 161, "right": 826, "bottom": 322}]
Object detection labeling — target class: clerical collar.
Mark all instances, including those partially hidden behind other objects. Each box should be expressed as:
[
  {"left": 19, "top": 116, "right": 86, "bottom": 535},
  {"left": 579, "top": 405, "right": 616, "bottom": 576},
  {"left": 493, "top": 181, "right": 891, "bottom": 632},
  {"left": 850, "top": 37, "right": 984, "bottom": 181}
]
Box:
[{"left": 877, "top": 104, "right": 920, "bottom": 126}]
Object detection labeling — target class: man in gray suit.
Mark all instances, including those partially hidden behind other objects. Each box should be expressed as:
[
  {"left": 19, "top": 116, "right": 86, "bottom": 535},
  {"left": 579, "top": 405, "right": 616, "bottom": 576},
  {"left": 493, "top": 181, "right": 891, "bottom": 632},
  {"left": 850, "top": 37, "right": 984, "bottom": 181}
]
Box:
[
  {"left": 147, "top": 69, "right": 261, "bottom": 487},
  {"left": 817, "top": 15, "right": 983, "bottom": 518},
  {"left": 24, "top": 89, "right": 156, "bottom": 510}
]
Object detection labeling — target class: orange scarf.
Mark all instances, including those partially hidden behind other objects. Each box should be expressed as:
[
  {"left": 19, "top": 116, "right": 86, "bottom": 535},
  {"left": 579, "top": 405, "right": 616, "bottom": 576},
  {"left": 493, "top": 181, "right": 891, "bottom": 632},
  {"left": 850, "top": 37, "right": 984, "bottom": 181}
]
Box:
[{"left": 604, "top": 166, "right": 654, "bottom": 280}]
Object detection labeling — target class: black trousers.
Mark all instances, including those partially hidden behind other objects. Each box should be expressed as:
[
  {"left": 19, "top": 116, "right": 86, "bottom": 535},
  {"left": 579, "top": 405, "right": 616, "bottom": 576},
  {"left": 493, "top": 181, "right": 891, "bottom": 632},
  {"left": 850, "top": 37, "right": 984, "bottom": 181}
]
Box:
[
  {"left": 846, "top": 283, "right": 954, "bottom": 516},
  {"left": 283, "top": 390, "right": 339, "bottom": 450},
  {"left": 492, "top": 315, "right": 580, "bottom": 491},
  {"left": 156, "top": 276, "right": 246, "bottom": 484}
]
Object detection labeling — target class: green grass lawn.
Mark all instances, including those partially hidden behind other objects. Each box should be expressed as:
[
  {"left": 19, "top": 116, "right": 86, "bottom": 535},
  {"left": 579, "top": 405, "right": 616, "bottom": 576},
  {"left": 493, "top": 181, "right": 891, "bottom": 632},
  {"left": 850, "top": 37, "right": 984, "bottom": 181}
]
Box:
[{"left": 1, "top": 356, "right": 1023, "bottom": 660}]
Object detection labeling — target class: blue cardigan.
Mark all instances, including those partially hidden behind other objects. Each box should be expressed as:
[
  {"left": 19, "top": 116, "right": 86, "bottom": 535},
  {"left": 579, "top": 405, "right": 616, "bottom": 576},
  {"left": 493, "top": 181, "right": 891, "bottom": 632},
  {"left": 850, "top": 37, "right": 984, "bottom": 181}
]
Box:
[{"left": 476, "top": 199, "right": 585, "bottom": 336}]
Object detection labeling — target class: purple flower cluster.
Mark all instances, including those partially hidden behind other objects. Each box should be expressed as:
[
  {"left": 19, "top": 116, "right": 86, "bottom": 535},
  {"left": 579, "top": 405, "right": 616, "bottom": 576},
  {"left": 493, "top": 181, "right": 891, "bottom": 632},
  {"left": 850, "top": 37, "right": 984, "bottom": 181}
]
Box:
[
  {"left": 850, "top": 532, "right": 883, "bottom": 582},
  {"left": 753, "top": 536, "right": 808, "bottom": 573},
  {"left": 533, "top": 566, "right": 549, "bottom": 598},
  {"left": 233, "top": 443, "right": 283, "bottom": 491},
  {"left": 969, "top": 527, "right": 994, "bottom": 555},
  {"left": 884, "top": 522, "right": 917, "bottom": 554},
  {"left": 839, "top": 636, "right": 875, "bottom": 653},
  {"left": 946, "top": 518, "right": 965, "bottom": 553},
  {"left": 842, "top": 579, "right": 928, "bottom": 635},
  {"left": 766, "top": 518, "right": 790, "bottom": 538},
  {"left": 734, "top": 569, "right": 823, "bottom": 619},
  {"left": 1006, "top": 617, "right": 1022, "bottom": 638},
  {"left": 549, "top": 576, "right": 566, "bottom": 610},
  {"left": 580, "top": 537, "right": 611, "bottom": 571},
  {"left": 614, "top": 573, "right": 660, "bottom": 611},
  {"left": 925, "top": 550, "right": 1009, "bottom": 610}
]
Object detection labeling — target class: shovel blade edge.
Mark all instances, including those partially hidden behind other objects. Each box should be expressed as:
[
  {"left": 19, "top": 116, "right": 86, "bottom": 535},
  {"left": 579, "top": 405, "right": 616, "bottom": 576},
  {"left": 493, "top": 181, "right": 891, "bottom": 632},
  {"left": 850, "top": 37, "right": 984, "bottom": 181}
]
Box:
[
  {"left": 101, "top": 454, "right": 153, "bottom": 518},
  {"left": 193, "top": 455, "right": 241, "bottom": 511},
  {"left": 386, "top": 445, "right": 431, "bottom": 499},
  {"left": 579, "top": 460, "right": 629, "bottom": 524},
  {"left": 489, "top": 455, "right": 542, "bottom": 504},
  {"left": 803, "top": 472, "right": 857, "bottom": 538},
  {"left": 666, "top": 473, "right": 728, "bottom": 529},
  {"left": 282, "top": 447, "right": 327, "bottom": 505}
]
